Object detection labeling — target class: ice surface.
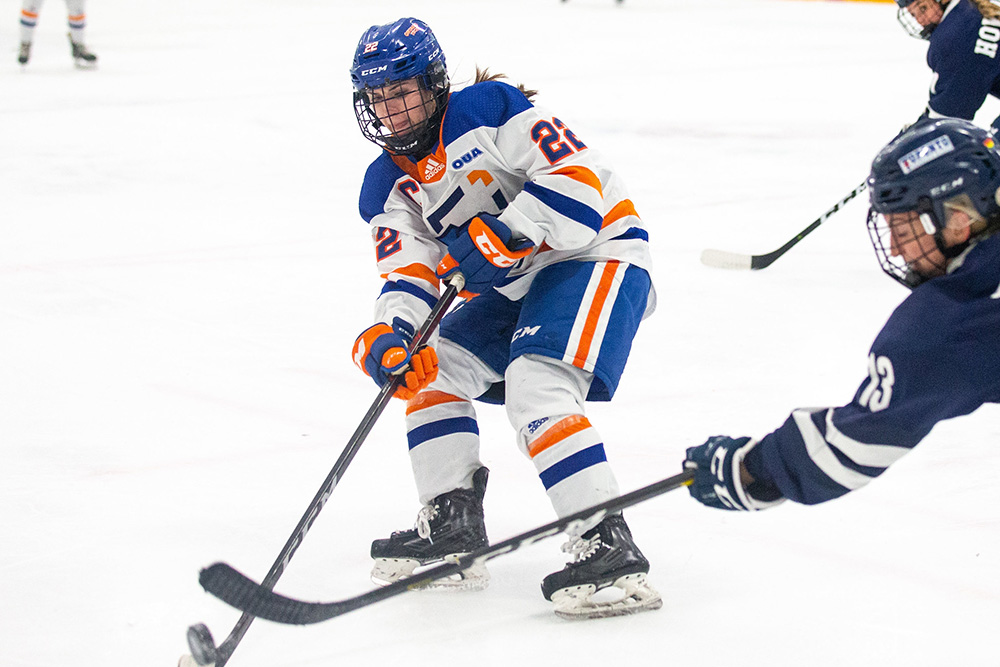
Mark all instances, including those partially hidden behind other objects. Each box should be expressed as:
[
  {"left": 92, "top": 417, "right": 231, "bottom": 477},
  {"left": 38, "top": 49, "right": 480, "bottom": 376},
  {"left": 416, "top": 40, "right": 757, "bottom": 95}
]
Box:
[{"left": 2, "top": 1, "right": 998, "bottom": 665}]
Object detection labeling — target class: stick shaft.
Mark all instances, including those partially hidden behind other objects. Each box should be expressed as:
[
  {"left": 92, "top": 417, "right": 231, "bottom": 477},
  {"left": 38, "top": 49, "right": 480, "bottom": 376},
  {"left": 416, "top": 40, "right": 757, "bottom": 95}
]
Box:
[
  {"left": 701, "top": 180, "right": 868, "bottom": 271},
  {"left": 203, "top": 279, "right": 463, "bottom": 665}
]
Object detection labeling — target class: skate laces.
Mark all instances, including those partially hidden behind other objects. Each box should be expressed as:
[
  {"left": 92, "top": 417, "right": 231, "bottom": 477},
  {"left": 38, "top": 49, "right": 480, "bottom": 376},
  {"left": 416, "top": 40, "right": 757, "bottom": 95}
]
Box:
[
  {"left": 561, "top": 533, "right": 602, "bottom": 563},
  {"left": 415, "top": 504, "right": 439, "bottom": 541}
]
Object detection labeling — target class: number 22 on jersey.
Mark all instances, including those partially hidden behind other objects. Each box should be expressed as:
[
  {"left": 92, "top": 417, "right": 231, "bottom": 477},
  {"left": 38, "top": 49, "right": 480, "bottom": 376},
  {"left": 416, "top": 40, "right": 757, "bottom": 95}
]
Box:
[{"left": 531, "top": 117, "right": 587, "bottom": 164}]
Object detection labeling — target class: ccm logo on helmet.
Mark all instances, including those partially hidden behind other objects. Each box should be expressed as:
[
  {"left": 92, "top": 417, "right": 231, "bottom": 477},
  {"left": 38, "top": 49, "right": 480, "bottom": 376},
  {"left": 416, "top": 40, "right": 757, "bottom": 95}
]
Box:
[
  {"left": 930, "top": 177, "right": 964, "bottom": 197},
  {"left": 361, "top": 65, "right": 388, "bottom": 76}
]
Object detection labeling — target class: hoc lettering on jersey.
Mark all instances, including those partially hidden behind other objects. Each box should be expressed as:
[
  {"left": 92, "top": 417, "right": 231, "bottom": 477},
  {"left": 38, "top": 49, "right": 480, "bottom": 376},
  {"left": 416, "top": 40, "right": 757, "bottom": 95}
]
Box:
[{"left": 974, "top": 18, "right": 1000, "bottom": 58}]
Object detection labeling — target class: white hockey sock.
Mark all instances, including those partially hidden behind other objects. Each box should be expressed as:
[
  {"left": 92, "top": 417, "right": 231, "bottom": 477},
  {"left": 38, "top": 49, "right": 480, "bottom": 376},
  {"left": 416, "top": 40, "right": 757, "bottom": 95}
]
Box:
[
  {"left": 405, "top": 390, "right": 484, "bottom": 505},
  {"left": 524, "top": 414, "right": 620, "bottom": 533},
  {"left": 66, "top": 0, "right": 86, "bottom": 43},
  {"left": 19, "top": 0, "right": 42, "bottom": 43}
]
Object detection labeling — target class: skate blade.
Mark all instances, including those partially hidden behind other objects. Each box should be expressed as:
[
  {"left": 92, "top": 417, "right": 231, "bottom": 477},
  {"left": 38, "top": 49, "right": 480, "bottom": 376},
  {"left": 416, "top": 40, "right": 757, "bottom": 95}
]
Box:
[
  {"left": 73, "top": 59, "right": 97, "bottom": 70},
  {"left": 551, "top": 573, "right": 662, "bottom": 620},
  {"left": 371, "top": 555, "right": 489, "bottom": 591}
]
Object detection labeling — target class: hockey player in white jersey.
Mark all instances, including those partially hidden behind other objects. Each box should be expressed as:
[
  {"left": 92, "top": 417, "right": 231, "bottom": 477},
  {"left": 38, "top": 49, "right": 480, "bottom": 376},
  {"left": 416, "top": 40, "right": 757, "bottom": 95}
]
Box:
[
  {"left": 349, "top": 17, "right": 660, "bottom": 619},
  {"left": 17, "top": 0, "right": 97, "bottom": 67},
  {"left": 685, "top": 118, "right": 1000, "bottom": 512}
]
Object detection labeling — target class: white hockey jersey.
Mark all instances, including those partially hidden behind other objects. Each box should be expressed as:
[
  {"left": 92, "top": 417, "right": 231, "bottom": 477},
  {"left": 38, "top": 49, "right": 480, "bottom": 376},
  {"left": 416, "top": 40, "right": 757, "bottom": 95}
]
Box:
[{"left": 358, "top": 80, "right": 655, "bottom": 330}]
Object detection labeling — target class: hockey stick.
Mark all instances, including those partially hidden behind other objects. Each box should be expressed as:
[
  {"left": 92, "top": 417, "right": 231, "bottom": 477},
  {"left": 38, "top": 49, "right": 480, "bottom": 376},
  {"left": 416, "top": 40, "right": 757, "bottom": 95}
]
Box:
[
  {"left": 700, "top": 180, "right": 868, "bottom": 270},
  {"left": 198, "top": 468, "right": 696, "bottom": 626},
  {"left": 181, "top": 275, "right": 465, "bottom": 667}
]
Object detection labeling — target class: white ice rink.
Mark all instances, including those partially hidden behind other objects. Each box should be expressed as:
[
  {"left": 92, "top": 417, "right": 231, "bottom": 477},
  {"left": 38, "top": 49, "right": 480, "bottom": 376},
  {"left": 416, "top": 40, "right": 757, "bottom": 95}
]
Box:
[{"left": 3, "top": 0, "right": 999, "bottom": 665}]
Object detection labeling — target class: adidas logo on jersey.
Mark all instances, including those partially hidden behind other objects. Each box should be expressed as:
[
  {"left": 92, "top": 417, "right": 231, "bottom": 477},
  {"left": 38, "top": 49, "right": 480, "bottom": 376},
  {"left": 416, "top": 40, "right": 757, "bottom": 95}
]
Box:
[{"left": 424, "top": 156, "right": 445, "bottom": 180}]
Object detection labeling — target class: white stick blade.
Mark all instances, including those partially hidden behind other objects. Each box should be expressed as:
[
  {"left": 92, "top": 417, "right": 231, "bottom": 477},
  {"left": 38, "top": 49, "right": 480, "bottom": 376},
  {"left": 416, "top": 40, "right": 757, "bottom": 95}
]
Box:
[{"left": 700, "top": 248, "right": 753, "bottom": 270}]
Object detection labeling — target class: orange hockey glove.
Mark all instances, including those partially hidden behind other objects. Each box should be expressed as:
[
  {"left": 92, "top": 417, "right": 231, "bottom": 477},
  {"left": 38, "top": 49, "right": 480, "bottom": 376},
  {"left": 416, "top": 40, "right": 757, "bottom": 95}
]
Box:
[{"left": 352, "top": 318, "right": 439, "bottom": 399}]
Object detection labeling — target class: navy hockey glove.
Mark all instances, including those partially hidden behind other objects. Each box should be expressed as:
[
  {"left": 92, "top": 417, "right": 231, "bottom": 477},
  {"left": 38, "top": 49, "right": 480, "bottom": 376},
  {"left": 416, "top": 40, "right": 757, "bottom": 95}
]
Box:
[
  {"left": 684, "top": 436, "right": 785, "bottom": 511},
  {"left": 437, "top": 213, "right": 534, "bottom": 297},
  {"left": 352, "top": 317, "right": 438, "bottom": 400}
]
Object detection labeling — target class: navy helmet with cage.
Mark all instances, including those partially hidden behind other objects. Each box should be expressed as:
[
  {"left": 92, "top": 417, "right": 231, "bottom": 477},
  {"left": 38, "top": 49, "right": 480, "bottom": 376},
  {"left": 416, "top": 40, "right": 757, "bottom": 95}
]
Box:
[
  {"left": 867, "top": 118, "right": 1000, "bottom": 286},
  {"left": 894, "top": 0, "right": 945, "bottom": 39},
  {"left": 350, "top": 18, "right": 450, "bottom": 156}
]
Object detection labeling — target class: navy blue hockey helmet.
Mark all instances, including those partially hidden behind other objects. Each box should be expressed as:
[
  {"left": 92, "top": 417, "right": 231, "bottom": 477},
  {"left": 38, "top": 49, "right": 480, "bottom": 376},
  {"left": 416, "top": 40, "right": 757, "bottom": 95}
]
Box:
[
  {"left": 894, "top": 0, "right": 945, "bottom": 40},
  {"left": 350, "top": 18, "right": 450, "bottom": 156},
  {"left": 867, "top": 118, "right": 1000, "bottom": 286}
]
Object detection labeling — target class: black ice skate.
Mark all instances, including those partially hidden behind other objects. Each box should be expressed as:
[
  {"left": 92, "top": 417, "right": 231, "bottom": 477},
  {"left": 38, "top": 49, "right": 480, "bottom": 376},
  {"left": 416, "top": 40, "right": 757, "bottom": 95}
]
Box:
[
  {"left": 370, "top": 466, "right": 490, "bottom": 591},
  {"left": 68, "top": 34, "right": 97, "bottom": 69},
  {"left": 541, "top": 513, "right": 662, "bottom": 619},
  {"left": 18, "top": 42, "right": 31, "bottom": 65}
]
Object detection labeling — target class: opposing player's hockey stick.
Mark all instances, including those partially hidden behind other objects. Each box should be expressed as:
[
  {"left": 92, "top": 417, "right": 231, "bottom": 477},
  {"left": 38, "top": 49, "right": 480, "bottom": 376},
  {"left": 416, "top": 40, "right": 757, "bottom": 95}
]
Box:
[
  {"left": 181, "top": 275, "right": 465, "bottom": 667},
  {"left": 198, "top": 468, "right": 696, "bottom": 626},
  {"left": 700, "top": 180, "right": 868, "bottom": 270}
]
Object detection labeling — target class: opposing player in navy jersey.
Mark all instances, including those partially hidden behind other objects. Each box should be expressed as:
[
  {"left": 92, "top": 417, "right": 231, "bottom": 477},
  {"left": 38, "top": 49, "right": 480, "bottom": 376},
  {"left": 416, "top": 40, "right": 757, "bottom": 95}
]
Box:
[
  {"left": 685, "top": 118, "right": 1000, "bottom": 511},
  {"left": 348, "top": 18, "right": 659, "bottom": 618},
  {"left": 896, "top": 0, "right": 1000, "bottom": 126}
]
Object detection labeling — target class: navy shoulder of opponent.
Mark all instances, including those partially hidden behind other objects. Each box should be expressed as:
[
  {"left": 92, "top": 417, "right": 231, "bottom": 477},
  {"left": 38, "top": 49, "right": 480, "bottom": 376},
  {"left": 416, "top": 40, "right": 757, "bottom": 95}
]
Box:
[{"left": 684, "top": 118, "right": 1000, "bottom": 511}]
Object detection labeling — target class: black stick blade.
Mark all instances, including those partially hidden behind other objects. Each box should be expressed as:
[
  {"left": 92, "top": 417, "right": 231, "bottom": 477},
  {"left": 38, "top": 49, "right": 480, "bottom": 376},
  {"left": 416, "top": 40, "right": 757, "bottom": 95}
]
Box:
[
  {"left": 200, "top": 564, "right": 323, "bottom": 625},
  {"left": 200, "top": 560, "right": 467, "bottom": 625}
]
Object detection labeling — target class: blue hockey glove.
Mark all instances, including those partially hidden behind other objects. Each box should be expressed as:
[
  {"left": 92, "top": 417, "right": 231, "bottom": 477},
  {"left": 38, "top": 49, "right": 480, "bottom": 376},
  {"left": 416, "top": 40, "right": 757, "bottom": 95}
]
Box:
[
  {"left": 436, "top": 213, "right": 534, "bottom": 297},
  {"left": 352, "top": 317, "right": 438, "bottom": 400},
  {"left": 684, "top": 436, "right": 785, "bottom": 511}
]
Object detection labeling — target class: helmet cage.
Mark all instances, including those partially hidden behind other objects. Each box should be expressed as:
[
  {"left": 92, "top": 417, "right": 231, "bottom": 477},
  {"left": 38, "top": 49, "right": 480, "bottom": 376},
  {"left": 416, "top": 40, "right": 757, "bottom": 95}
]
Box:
[
  {"left": 896, "top": 5, "right": 936, "bottom": 39},
  {"left": 353, "top": 62, "right": 449, "bottom": 155},
  {"left": 866, "top": 204, "right": 951, "bottom": 288}
]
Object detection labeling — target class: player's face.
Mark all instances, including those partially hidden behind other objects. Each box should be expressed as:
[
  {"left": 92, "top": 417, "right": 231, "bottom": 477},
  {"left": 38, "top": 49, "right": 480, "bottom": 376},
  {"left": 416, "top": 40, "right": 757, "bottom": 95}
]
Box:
[
  {"left": 905, "top": 0, "right": 944, "bottom": 28},
  {"left": 886, "top": 211, "right": 946, "bottom": 277},
  {"left": 885, "top": 209, "right": 969, "bottom": 278},
  {"left": 368, "top": 78, "right": 435, "bottom": 139}
]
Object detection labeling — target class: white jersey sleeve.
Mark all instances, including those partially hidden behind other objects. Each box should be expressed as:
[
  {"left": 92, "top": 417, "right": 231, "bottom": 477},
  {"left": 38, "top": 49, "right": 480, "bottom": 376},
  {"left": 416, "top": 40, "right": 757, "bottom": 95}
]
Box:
[
  {"left": 360, "top": 153, "right": 445, "bottom": 330},
  {"left": 492, "top": 108, "right": 607, "bottom": 251}
]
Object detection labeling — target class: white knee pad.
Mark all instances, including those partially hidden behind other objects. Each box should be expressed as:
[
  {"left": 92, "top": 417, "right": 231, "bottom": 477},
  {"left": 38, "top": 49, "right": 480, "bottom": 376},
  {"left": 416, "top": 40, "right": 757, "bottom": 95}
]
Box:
[{"left": 505, "top": 354, "right": 593, "bottom": 456}]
